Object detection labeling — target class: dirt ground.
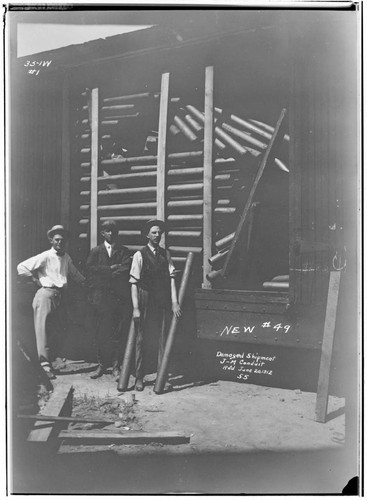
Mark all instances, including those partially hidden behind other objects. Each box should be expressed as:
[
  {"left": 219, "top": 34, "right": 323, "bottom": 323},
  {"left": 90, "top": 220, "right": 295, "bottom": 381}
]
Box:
[{"left": 12, "top": 359, "right": 357, "bottom": 495}]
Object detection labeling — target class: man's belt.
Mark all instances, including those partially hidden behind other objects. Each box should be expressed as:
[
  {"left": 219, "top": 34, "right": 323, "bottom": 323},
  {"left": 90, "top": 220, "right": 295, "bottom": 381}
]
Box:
[{"left": 43, "top": 286, "right": 64, "bottom": 291}]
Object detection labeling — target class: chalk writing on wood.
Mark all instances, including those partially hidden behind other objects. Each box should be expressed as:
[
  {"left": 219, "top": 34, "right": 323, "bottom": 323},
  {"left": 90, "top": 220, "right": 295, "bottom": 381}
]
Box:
[
  {"left": 216, "top": 351, "right": 277, "bottom": 382},
  {"left": 23, "top": 60, "right": 52, "bottom": 76},
  {"left": 219, "top": 321, "right": 292, "bottom": 338}
]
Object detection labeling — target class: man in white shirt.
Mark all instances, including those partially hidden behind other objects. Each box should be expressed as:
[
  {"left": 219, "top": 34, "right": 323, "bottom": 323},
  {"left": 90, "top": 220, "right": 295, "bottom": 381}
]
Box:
[
  {"left": 129, "top": 219, "right": 181, "bottom": 391},
  {"left": 17, "top": 225, "right": 85, "bottom": 378}
]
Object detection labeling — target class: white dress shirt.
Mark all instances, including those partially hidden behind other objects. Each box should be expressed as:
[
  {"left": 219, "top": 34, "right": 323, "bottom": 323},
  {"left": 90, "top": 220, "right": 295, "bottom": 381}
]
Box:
[
  {"left": 129, "top": 243, "right": 176, "bottom": 284},
  {"left": 104, "top": 241, "right": 113, "bottom": 258},
  {"left": 17, "top": 247, "right": 85, "bottom": 288}
]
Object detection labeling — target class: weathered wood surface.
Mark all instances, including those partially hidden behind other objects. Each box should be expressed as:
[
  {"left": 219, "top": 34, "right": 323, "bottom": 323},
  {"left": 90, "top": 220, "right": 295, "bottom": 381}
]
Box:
[
  {"left": 315, "top": 271, "right": 341, "bottom": 423},
  {"left": 195, "top": 288, "right": 289, "bottom": 304},
  {"left": 90, "top": 88, "right": 99, "bottom": 249},
  {"left": 27, "top": 385, "right": 73, "bottom": 442},
  {"left": 59, "top": 430, "right": 190, "bottom": 445},
  {"left": 157, "top": 72, "right": 170, "bottom": 248},
  {"left": 203, "top": 65, "right": 214, "bottom": 289},
  {"left": 60, "top": 73, "right": 70, "bottom": 229},
  {"left": 19, "top": 414, "right": 115, "bottom": 425}
]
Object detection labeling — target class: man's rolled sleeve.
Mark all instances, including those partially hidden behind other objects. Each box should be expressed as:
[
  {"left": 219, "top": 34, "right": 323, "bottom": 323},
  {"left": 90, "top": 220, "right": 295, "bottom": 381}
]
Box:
[
  {"left": 166, "top": 250, "right": 176, "bottom": 278},
  {"left": 129, "top": 251, "right": 143, "bottom": 284},
  {"left": 17, "top": 253, "right": 47, "bottom": 277}
]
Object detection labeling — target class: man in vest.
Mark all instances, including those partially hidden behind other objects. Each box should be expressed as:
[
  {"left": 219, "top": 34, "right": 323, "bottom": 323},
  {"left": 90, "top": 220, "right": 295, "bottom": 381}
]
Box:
[
  {"left": 17, "top": 225, "right": 86, "bottom": 379},
  {"left": 86, "top": 220, "right": 132, "bottom": 379},
  {"left": 129, "top": 219, "right": 181, "bottom": 391}
]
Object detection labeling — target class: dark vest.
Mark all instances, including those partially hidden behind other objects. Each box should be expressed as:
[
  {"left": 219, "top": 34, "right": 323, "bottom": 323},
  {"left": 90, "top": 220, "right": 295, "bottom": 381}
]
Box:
[{"left": 140, "top": 245, "right": 171, "bottom": 307}]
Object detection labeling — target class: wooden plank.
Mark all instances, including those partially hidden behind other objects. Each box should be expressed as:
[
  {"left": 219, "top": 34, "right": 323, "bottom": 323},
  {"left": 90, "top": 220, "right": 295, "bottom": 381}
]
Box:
[
  {"left": 221, "top": 108, "right": 287, "bottom": 278},
  {"left": 19, "top": 414, "right": 115, "bottom": 425},
  {"left": 58, "top": 430, "right": 190, "bottom": 445},
  {"left": 315, "top": 271, "right": 341, "bottom": 423},
  {"left": 27, "top": 385, "right": 73, "bottom": 442},
  {"left": 194, "top": 288, "right": 289, "bottom": 303},
  {"left": 90, "top": 88, "right": 99, "bottom": 249},
  {"left": 195, "top": 300, "right": 287, "bottom": 314},
  {"left": 203, "top": 65, "right": 214, "bottom": 289},
  {"left": 157, "top": 72, "right": 170, "bottom": 248},
  {"left": 60, "top": 72, "right": 70, "bottom": 228}
]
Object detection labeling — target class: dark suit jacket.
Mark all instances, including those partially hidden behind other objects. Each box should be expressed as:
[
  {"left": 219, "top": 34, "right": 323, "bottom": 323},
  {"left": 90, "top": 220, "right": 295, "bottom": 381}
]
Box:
[{"left": 86, "top": 242, "right": 131, "bottom": 305}]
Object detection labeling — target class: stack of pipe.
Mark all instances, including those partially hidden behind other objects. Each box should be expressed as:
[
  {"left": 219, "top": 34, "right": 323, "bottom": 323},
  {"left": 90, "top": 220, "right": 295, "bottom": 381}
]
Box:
[
  {"left": 201, "top": 107, "right": 290, "bottom": 277},
  {"left": 77, "top": 90, "right": 161, "bottom": 249},
  {"left": 100, "top": 92, "right": 159, "bottom": 126},
  {"left": 262, "top": 274, "right": 289, "bottom": 291},
  {"left": 75, "top": 90, "right": 289, "bottom": 274}
]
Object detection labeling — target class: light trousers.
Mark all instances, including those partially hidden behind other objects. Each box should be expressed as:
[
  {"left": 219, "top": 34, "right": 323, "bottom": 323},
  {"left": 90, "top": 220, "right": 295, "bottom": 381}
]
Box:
[{"left": 32, "top": 287, "right": 63, "bottom": 363}]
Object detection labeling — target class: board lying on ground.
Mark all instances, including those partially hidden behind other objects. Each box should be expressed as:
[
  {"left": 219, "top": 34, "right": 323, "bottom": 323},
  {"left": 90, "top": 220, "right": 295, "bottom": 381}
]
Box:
[
  {"left": 27, "top": 384, "right": 73, "bottom": 442},
  {"left": 19, "top": 413, "right": 115, "bottom": 426},
  {"left": 58, "top": 430, "right": 190, "bottom": 445}
]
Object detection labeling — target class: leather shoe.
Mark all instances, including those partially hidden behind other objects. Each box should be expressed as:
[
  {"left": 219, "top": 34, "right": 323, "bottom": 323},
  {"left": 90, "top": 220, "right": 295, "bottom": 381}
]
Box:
[
  {"left": 135, "top": 378, "right": 144, "bottom": 391},
  {"left": 45, "top": 369, "right": 56, "bottom": 380},
  {"left": 42, "top": 365, "right": 56, "bottom": 380},
  {"left": 90, "top": 365, "right": 105, "bottom": 379}
]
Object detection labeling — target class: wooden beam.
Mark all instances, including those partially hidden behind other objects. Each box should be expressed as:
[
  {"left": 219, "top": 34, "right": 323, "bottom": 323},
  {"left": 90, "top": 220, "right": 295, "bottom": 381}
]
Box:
[
  {"left": 27, "top": 385, "right": 73, "bottom": 442},
  {"left": 315, "top": 271, "right": 341, "bottom": 423},
  {"left": 19, "top": 414, "right": 115, "bottom": 425},
  {"left": 58, "top": 430, "right": 190, "bottom": 445},
  {"left": 60, "top": 73, "right": 70, "bottom": 229},
  {"left": 203, "top": 66, "right": 214, "bottom": 289},
  {"left": 90, "top": 88, "right": 99, "bottom": 249},
  {"left": 157, "top": 72, "right": 170, "bottom": 248},
  {"left": 221, "top": 108, "right": 287, "bottom": 278}
]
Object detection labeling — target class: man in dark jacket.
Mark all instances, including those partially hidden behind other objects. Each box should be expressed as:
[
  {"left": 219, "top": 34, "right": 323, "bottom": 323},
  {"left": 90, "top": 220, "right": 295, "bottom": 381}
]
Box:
[
  {"left": 129, "top": 219, "right": 181, "bottom": 391},
  {"left": 86, "top": 220, "right": 132, "bottom": 379}
]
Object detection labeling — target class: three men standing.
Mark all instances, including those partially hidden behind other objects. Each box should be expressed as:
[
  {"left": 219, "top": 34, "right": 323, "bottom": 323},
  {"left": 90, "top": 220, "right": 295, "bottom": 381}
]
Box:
[
  {"left": 17, "top": 219, "right": 183, "bottom": 389},
  {"left": 17, "top": 225, "right": 86, "bottom": 379},
  {"left": 86, "top": 220, "right": 132, "bottom": 380}
]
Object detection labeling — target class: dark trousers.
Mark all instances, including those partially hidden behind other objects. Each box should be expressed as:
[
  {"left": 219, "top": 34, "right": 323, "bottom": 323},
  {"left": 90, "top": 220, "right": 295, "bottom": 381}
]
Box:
[
  {"left": 87, "top": 293, "right": 132, "bottom": 368},
  {"left": 135, "top": 288, "right": 171, "bottom": 379}
]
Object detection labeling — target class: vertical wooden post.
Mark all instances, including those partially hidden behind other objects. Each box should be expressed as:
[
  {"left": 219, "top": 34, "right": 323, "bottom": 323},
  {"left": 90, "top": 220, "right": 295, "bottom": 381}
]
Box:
[
  {"left": 203, "top": 66, "right": 214, "bottom": 289},
  {"left": 315, "top": 270, "right": 341, "bottom": 422},
  {"left": 90, "top": 88, "right": 99, "bottom": 249},
  {"left": 157, "top": 72, "right": 170, "bottom": 248},
  {"left": 60, "top": 72, "right": 70, "bottom": 229}
]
